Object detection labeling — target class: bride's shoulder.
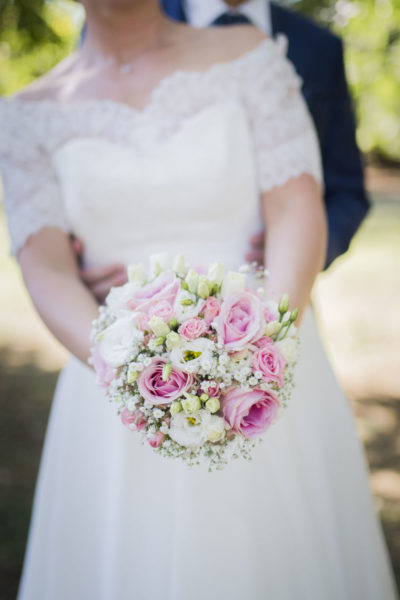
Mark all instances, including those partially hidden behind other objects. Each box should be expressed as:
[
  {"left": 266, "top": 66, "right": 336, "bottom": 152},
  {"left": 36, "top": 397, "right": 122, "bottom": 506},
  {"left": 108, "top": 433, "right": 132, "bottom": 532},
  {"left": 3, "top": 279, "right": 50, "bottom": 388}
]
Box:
[
  {"left": 0, "top": 53, "right": 78, "bottom": 158},
  {"left": 5, "top": 53, "right": 78, "bottom": 104}
]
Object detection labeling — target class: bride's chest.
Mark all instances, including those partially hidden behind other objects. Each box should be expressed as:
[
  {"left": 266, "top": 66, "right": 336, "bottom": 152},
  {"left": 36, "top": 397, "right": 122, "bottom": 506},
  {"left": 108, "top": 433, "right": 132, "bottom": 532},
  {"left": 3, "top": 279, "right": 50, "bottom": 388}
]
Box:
[{"left": 51, "top": 101, "right": 259, "bottom": 226}]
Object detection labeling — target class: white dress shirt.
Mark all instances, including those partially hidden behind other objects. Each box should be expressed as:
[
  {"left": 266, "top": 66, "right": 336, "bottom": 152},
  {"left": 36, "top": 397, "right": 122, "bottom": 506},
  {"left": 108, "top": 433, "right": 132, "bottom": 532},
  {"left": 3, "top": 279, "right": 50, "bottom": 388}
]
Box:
[{"left": 184, "top": 0, "right": 272, "bottom": 35}]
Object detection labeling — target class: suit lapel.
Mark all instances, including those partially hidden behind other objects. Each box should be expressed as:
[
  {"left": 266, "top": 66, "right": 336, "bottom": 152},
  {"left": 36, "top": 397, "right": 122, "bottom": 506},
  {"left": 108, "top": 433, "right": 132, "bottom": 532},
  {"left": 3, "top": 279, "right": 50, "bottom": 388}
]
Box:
[{"left": 161, "top": 0, "right": 187, "bottom": 22}]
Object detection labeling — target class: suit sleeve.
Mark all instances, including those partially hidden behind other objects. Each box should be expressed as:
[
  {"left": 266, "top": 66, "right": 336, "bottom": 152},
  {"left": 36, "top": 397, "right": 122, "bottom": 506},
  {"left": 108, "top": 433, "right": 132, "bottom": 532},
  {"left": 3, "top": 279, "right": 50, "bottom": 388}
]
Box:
[{"left": 322, "top": 38, "right": 370, "bottom": 268}]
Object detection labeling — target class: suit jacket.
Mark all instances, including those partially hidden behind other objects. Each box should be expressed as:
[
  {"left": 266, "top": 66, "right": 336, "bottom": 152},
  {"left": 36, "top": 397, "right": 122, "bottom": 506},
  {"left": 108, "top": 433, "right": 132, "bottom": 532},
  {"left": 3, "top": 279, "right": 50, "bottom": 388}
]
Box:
[{"left": 161, "top": 0, "right": 370, "bottom": 267}]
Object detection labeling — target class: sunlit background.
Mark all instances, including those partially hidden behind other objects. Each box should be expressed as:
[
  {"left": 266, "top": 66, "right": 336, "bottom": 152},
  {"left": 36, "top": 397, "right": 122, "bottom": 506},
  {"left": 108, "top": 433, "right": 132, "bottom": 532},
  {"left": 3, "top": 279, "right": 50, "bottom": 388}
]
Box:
[{"left": 0, "top": 0, "right": 399, "bottom": 597}]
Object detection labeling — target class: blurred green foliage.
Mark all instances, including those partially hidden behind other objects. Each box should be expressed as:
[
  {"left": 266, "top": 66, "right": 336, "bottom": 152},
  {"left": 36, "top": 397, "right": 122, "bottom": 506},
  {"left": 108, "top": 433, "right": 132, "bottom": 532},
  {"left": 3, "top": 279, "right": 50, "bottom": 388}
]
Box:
[
  {"left": 0, "top": 0, "right": 399, "bottom": 162},
  {"left": 0, "top": 0, "right": 83, "bottom": 95},
  {"left": 292, "top": 0, "right": 400, "bottom": 163}
]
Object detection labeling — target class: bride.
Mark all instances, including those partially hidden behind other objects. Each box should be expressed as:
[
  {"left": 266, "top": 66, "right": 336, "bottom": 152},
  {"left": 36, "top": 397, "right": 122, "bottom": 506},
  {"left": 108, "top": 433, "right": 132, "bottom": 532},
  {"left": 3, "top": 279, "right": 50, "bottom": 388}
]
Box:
[{"left": 0, "top": 1, "right": 398, "bottom": 598}]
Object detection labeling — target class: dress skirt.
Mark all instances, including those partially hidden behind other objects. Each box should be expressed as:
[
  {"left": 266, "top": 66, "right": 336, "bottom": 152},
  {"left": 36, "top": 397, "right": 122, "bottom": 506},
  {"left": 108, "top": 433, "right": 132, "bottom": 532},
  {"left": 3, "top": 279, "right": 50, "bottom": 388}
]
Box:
[{"left": 17, "top": 308, "right": 399, "bottom": 600}]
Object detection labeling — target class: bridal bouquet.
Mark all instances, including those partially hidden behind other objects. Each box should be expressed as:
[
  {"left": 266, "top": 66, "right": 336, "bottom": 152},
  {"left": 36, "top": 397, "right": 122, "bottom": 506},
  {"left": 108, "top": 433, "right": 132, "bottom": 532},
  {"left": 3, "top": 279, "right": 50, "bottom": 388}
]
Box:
[{"left": 90, "top": 253, "right": 299, "bottom": 471}]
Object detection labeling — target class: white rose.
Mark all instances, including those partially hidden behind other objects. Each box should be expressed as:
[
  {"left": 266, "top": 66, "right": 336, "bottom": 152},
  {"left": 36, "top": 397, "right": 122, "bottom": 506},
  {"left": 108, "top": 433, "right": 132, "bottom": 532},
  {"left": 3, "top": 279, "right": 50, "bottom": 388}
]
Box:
[
  {"left": 277, "top": 337, "right": 298, "bottom": 364},
  {"left": 220, "top": 271, "right": 246, "bottom": 299},
  {"left": 169, "top": 410, "right": 211, "bottom": 448},
  {"left": 206, "top": 415, "right": 226, "bottom": 442},
  {"left": 170, "top": 338, "right": 215, "bottom": 373},
  {"left": 105, "top": 282, "right": 141, "bottom": 316},
  {"left": 207, "top": 260, "right": 225, "bottom": 286},
  {"left": 98, "top": 313, "right": 144, "bottom": 368}
]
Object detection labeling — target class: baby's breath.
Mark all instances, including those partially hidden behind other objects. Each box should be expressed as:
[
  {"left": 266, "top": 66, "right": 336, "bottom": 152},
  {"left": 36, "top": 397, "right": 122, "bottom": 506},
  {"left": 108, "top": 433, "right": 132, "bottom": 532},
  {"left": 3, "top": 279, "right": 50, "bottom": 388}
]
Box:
[{"left": 90, "top": 256, "right": 300, "bottom": 471}]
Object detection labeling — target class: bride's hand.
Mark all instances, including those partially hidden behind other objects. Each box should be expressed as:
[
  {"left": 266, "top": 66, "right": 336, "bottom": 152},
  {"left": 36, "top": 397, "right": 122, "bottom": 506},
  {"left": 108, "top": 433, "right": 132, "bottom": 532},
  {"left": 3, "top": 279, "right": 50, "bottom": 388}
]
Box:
[
  {"left": 71, "top": 236, "right": 128, "bottom": 303},
  {"left": 245, "top": 230, "right": 265, "bottom": 266}
]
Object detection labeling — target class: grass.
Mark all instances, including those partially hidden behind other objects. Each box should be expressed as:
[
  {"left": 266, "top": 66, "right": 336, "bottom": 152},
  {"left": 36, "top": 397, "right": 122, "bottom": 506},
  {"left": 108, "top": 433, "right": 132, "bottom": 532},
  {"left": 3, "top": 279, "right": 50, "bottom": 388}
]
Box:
[{"left": 0, "top": 171, "right": 399, "bottom": 598}]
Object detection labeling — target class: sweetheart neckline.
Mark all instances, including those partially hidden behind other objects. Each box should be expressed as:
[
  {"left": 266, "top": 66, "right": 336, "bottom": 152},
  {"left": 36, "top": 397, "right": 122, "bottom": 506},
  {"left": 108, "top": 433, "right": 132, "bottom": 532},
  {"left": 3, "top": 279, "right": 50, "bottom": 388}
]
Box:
[{"left": 0, "top": 36, "right": 287, "bottom": 118}]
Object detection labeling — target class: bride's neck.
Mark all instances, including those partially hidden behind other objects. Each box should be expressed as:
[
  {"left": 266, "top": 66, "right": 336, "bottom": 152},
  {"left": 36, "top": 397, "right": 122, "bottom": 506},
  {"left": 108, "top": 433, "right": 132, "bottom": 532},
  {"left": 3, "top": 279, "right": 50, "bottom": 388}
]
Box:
[{"left": 80, "top": 1, "right": 172, "bottom": 65}]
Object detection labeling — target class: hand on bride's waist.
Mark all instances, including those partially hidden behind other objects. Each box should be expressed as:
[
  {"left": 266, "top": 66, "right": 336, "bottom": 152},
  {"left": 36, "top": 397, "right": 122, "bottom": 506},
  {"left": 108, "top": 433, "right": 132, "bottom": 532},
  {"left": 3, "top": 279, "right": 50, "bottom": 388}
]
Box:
[
  {"left": 71, "top": 235, "right": 128, "bottom": 304},
  {"left": 71, "top": 232, "right": 266, "bottom": 305}
]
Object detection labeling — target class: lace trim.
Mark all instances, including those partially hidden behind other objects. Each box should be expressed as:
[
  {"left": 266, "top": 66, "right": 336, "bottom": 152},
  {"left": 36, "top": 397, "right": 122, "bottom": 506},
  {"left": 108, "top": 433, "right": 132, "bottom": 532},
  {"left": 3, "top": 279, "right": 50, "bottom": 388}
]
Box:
[
  {"left": 0, "top": 36, "right": 294, "bottom": 156},
  {"left": 0, "top": 132, "right": 72, "bottom": 255},
  {"left": 0, "top": 34, "right": 322, "bottom": 255}
]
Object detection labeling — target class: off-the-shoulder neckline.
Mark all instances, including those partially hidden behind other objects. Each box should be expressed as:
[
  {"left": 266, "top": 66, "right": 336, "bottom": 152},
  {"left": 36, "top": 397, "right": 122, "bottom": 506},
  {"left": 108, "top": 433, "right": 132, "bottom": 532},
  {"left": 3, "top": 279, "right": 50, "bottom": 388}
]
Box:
[{"left": 0, "top": 36, "right": 287, "bottom": 117}]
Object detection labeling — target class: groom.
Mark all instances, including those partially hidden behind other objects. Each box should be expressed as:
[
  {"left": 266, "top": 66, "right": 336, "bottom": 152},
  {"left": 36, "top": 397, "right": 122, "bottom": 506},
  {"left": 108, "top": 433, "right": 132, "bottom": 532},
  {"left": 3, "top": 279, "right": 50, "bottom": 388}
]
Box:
[{"left": 74, "top": 0, "right": 369, "bottom": 301}]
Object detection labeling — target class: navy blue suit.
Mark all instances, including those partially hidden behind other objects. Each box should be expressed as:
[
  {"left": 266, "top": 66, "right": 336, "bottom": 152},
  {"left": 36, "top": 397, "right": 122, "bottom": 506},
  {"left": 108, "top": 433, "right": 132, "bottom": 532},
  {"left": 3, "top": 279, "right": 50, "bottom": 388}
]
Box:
[{"left": 162, "top": 0, "right": 370, "bottom": 267}]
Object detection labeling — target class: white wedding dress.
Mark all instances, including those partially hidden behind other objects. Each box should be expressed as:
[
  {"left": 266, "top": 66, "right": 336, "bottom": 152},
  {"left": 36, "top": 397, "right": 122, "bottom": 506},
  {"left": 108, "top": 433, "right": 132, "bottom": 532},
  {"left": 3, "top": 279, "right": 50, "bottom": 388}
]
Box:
[{"left": 1, "top": 38, "right": 398, "bottom": 600}]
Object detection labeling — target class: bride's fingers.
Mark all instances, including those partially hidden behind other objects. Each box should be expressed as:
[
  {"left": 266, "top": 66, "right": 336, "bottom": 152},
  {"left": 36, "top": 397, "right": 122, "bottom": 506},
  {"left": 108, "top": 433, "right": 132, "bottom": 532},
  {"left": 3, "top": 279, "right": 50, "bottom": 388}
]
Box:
[
  {"left": 90, "top": 272, "right": 129, "bottom": 302},
  {"left": 80, "top": 263, "right": 127, "bottom": 285},
  {"left": 249, "top": 230, "right": 265, "bottom": 249},
  {"left": 245, "top": 249, "right": 264, "bottom": 265},
  {"left": 71, "top": 235, "right": 84, "bottom": 257}
]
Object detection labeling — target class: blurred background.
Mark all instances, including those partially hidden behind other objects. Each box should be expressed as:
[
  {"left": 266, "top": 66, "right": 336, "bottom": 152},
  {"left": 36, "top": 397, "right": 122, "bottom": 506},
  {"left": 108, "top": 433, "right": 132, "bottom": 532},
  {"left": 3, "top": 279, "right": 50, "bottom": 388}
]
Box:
[{"left": 0, "top": 0, "right": 399, "bottom": 597}]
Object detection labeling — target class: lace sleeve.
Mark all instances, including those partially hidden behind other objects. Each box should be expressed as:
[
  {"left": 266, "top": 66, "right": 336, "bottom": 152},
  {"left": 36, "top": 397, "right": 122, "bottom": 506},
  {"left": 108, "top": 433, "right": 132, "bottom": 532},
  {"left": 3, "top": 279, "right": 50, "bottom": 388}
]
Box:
[
  {"left": 241, "top": 37, "right": 323, "bottom": 193},
  {"left": 0, "top": 100, "right": 71, "bottom": 256}
]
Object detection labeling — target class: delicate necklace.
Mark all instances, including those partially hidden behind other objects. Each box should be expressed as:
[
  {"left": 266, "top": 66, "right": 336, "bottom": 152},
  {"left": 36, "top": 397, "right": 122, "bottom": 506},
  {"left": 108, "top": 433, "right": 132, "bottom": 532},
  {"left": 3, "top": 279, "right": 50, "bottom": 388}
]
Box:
[
  {"left": 81, "top": 40, "right": 163, "bottom": 76},
  {"left": 92, "top": 55, "right": 138, "bottom": 76},
  {"left": 118, "top": 63, "right": 135, "bottom": 75}
]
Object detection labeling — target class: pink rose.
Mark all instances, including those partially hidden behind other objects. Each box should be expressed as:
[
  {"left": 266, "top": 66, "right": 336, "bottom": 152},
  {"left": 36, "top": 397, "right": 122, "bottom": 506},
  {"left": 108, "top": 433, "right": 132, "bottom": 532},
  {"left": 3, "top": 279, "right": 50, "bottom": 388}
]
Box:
[
  {"left": 252, "top": 342, "right": 286, "bottom": 388},
  {"left": 148, "top": 300, "right": 174, "bottom": 323},
  {"left": 178, "top": 317, "right": 207, "bottom": 340},
  {"left": 221, "top": 387, "right": 280, "bottom": 439},
  {"left": 197, "top": 381, "right": 220, "bottom": 398},
  {"left": 206, "top": 381, "right": 220, "bottom": 398},
  {"left": 200, "top": 296, "right": 221, "bottom": 325},
  {"left": 127, "top": 272, "right": 179, "bottom": 314},
  {"left": 147, "top": 431, "right": 165, "bottom": 448},
  {"left": 91, "top": 345, "right": 116, "bottom": 389},
  {"left": 137, "top": 358, "right": 193, "bottom": 406},
  {"left": 214, "top": 291, "right": 265, "bottom": 352},
  {"left": 120, "top": 408, "right": 147, "bottom": 431},
  {"left": 254, "top": 336, "right": 273, "bottom": 349}
]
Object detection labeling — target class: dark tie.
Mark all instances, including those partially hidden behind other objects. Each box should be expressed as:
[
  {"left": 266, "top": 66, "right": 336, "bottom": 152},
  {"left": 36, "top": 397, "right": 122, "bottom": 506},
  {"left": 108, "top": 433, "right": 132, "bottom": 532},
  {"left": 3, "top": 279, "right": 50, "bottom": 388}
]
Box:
[{"left": 212, "top": 12, "right": 252, "bottom": 26}]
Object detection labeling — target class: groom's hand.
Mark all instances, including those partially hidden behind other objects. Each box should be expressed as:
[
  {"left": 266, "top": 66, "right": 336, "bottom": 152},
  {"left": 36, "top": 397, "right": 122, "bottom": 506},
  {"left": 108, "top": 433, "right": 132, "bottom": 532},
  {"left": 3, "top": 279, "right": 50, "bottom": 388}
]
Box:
[
  {"left": 71, "top": 236, "right": 128, "bottom": 303},
  {"left": 245, "top": 230, "right": 265, "bottom": 265}
]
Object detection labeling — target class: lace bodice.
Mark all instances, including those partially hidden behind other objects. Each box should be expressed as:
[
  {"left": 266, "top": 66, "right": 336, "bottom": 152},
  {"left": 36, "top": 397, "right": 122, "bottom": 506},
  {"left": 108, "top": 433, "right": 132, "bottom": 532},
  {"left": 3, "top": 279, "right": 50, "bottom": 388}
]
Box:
[{"left": 0, "top": 36, "right": 322, "bottom": 259}]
